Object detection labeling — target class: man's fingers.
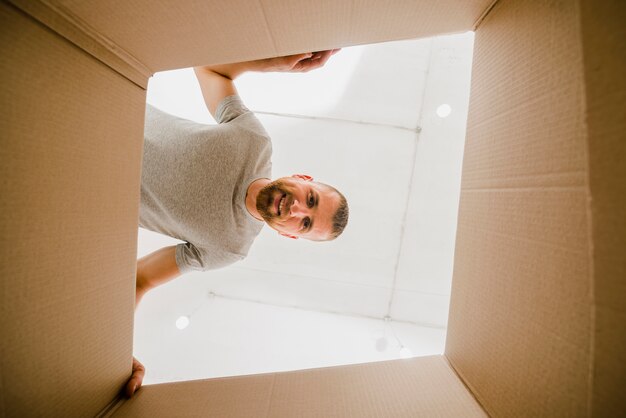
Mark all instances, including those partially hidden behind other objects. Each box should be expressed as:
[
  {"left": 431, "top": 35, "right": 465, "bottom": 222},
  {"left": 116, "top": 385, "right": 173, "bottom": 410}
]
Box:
[
  {"left": 294, "top": 52, "right": 313, "bottom": 61},
  {"left": 311, "top": 49, "right": 340, "bottom": 58},
  {"left": 295, "top": 50, "right": 335, "bottom": 72},
  {"left": 317, "top": 50, "right": 333, "bottom": 66},
  {"left": 125, "top": 377, "right": 140, "bottom": 398},
  {"left": 304, "top": 51, "right": 333, "bottom": 71},
  {"left": 283, "top": 49, "right": 339, "bottom": 72},
  {"left": 286, "top": 53, "right": 313, "bottom": 68},
  {"left": 124, "top": 357, "right": 146, "bottom": 398}
]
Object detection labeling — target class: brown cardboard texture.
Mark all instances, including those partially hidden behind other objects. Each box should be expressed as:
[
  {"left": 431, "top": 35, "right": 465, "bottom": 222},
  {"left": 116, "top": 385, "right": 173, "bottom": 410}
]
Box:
[
  {"left": 447, "top": 0, "right": 593, "bottom": 415},
  {"left": 111, "top": 356, "right": 485, "bottom": 418},
  {"left": 1, "top": 2, "right": 144, "bottom": 417},
  {"left": 1, "top": 0, "right": 624, "bottom": 417}
]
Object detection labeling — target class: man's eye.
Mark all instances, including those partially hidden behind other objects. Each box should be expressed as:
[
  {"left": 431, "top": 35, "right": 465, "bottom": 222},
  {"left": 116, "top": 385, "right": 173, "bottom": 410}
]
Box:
[
  {"left": 303, "top": 217, "right": 311, "bottom": 229},
  {"left": 308, "top": 194, "right": 314, "bottom": 207}
]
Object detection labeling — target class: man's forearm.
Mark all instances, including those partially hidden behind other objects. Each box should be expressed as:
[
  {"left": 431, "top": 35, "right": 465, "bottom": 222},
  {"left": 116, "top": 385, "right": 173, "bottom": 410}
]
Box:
[
  {"left": 193, "top": 66, "right": 237, "bottom": 117},
  {"left": 202, "top": 60, "right": 264, "bottom": 80},
  {"left": 135, "top": 286, "right": 148, "bottom": 309},
  {"left": 203, "top": 52, "right": 329, "bottom": 79},
  {"left": 135, "top": 245, "right": 181, "bottom": 309}
]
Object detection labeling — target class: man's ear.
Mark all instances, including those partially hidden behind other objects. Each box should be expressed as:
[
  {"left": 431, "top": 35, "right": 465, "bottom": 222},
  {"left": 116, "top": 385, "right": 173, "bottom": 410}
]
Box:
[
  {"left": 279, "top": 231, "right": 299, "bottom": 240},
  {"left": 292, "top": 174, "right": 313, "bottom": 182}
]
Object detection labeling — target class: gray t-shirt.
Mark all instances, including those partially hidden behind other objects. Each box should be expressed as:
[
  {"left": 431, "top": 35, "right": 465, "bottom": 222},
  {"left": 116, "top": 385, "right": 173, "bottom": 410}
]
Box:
[{"left": 139, "top": 96, "right": 272, "bottom": 273}]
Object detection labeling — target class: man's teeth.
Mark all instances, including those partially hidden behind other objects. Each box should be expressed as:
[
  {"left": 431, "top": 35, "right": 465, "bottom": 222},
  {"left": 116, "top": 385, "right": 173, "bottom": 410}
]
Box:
[{"left": 278, "top": 195, "right": 285, "bottom": 215}]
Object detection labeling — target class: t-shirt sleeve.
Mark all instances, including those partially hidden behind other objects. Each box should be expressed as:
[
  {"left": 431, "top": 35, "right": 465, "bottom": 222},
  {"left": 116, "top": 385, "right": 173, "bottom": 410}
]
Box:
[
  {"left": 175, "top": 242, "right": 242, "bottom": 273},
  {"left": 215, "top": 95, "right": 250, "bottom": 124}
]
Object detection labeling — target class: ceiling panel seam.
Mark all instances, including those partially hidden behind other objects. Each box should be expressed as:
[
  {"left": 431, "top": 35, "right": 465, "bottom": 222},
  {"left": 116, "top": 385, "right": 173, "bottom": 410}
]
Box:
[
  {"left": 233, "top": 263, "right": 452, "bottom": 295},
  {"left": 252, "top": 110, "right": 421, "bottom": 133},
  {"left": 385, "top": 39, "right": 435, "bottom": 319},
  {"left": 207, "top": 291, "right": 447, "bottom": 329},
  {"left": 232, "top": 265, "right": 410, "bottom": 291}
]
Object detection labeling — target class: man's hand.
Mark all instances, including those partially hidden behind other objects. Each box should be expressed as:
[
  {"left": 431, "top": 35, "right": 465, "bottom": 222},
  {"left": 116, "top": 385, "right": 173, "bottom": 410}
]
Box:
[
  {"left": 255, "top": 49, "right": 341, "bottom": 73},
  {"left": 200, "top": 49, "right": 341, "bottom": 80},
  {"left": 124, "top": 356, "right": 145, "bottom": 398}
]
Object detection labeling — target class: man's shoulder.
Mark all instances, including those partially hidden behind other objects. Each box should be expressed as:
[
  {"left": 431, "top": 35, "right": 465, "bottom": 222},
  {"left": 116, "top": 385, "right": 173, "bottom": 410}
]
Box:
[
  {"left": 215, "top": 95, "right": 250, "bottom": 124},
  {"left": 221, "top": 113, "right": 272, "bottom": 148}
]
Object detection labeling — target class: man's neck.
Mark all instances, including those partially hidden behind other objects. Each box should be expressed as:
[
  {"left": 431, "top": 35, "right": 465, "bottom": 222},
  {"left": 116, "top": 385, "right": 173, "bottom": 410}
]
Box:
[{"left": 245, "top": 178, "right": 270, "bottom": 221}]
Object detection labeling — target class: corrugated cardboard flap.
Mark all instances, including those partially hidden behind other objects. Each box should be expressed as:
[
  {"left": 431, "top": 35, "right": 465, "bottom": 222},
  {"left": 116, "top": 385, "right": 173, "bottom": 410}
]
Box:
[
  {"left": 110, "top": 356, "right": 486, "bottom": 417},
  {"left": 1, "top": 2, "right": 145, "bottom": 416},
  {"left": 579, "top": 0, "right": 626, "bottom": 415},
  {"left": 10, "top": 0, "right": 494, "bottom": 77},
  {"left": 446, "top": 0, "right": 625, "bottom": 416}
]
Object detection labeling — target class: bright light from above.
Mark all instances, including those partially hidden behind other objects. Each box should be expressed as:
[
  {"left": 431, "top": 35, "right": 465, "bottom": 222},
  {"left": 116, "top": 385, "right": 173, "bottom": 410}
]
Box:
[
  {"left": 175, "top": 315, "right": 190, "bottom": 330},
  {"left": 436, "top": 103, "right": 452, "bottom": 118},
  {"left": 237, "top": 46, "right": 365, "bottom": 116}
]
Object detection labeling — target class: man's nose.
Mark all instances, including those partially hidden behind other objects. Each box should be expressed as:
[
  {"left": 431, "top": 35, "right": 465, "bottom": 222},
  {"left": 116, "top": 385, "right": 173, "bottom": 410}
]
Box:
[{"left": 289, "top": 199, "right": 308, "bottom": 217}]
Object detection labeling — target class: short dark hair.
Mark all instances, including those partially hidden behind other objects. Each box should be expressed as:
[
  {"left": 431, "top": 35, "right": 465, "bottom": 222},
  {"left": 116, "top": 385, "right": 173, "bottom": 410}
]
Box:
[{"left": 321, "top": 184, "right": 349, "bottom": 240}]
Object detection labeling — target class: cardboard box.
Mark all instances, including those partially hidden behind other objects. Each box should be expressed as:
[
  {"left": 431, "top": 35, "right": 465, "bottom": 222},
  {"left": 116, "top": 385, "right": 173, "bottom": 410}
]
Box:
[{"left": 1, "top": 0, "right": 624, "bottom": 416}]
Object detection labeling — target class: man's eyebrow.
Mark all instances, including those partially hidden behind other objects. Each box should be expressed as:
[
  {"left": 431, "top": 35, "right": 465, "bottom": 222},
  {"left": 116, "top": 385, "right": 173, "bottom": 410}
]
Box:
[{"left": 314, "top": 191, "right": 319, "bottom": 208}]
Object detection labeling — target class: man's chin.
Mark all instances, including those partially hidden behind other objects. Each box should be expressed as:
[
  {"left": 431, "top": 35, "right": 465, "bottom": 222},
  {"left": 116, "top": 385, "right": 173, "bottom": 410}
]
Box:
[
  {"left": 260, "top": 213, "right": 274, "bottom": 224},
  {"left": 255, "top": 203, "right": 276, "bottom": 224},
  {"left": 256, "top": 182, "right": 289, "bottom": 222}
]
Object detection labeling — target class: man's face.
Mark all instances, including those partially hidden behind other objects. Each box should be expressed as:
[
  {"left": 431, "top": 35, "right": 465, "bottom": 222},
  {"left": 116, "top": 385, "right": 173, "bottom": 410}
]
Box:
[{"left": 256, "top": 175, "right": 340, "bottom": 241}]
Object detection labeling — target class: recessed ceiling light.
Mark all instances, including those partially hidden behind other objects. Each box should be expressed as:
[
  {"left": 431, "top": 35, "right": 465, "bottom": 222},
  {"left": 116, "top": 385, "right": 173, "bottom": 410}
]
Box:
[
  {"left": 436, "top": 103, "right": 452, "bottom": 118},
  {"left": 376, "top": 337, "right": 388, "bottom": 352},
  {"left": 176, "top": 315, "right": 190, "bottom": 330}
]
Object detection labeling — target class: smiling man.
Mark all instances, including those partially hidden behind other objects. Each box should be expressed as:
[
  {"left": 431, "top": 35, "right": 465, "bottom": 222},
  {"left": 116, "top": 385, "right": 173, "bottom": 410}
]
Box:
[
  {"left": 252, "top": 175, "right": 345, "bottom": 241},
  {"left": 126, "top": 50, "right": 348, "bottom": 397}
]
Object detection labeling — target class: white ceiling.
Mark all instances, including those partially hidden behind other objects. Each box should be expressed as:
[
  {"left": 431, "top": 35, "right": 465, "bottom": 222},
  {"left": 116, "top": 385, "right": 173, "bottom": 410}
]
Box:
[{"left": 136, "top": 32, "right": 474, "bottom": 383}]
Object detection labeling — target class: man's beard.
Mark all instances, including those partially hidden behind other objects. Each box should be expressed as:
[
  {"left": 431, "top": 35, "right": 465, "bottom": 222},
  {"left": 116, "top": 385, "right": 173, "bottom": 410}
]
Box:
[{"left": 256, "top": 179, "right": 290, "bottom": 223}]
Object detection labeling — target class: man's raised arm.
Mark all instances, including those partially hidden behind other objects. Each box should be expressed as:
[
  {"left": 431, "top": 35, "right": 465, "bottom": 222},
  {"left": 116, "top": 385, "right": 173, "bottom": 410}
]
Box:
[
  {"left": 135, "top": 245, "right": 181, "bottom": 308},
  {"left": 193, "top": 50, "right": 339, "bottom": 118}
]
